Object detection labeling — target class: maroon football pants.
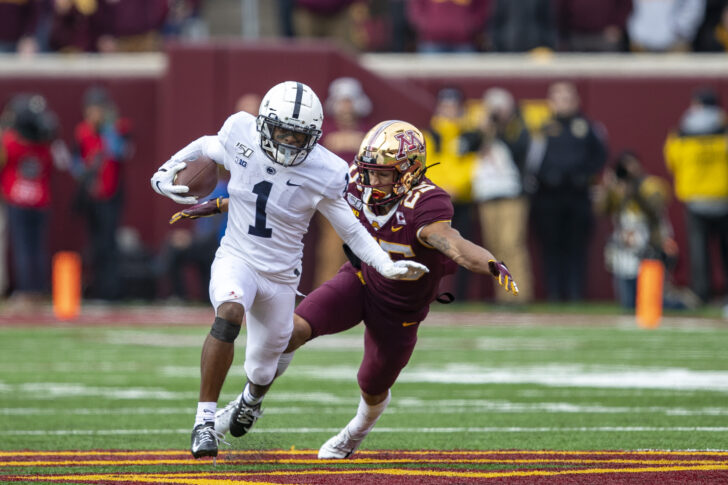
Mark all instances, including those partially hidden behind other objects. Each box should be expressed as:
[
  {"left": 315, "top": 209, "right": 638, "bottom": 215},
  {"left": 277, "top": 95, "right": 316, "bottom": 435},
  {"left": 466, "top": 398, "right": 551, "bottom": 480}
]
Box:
[{"left": 295, "top": 262, "right": 420, "bottom": 395}]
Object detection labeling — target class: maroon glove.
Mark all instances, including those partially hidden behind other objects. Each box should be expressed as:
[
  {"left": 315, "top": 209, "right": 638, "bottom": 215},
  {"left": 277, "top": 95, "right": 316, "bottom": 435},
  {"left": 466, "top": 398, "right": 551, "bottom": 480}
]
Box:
[
  {"left": 488, "top": 260, "right": 519, "bottom": 296},
  {"left": 169, "top": 196, "right": 223, "bottom": 224}
]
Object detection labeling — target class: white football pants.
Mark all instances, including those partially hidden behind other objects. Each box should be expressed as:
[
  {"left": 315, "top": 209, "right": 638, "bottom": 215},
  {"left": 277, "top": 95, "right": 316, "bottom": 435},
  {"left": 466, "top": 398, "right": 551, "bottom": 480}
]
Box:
[{"left": 209, "top": 251, "right": 296, "bottom": 386}]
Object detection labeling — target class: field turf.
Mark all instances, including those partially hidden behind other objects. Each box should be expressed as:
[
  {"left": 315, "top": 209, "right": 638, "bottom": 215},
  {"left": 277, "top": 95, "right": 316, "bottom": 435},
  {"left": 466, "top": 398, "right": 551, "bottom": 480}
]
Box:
[{"left": 1, "top": 305, "right": 727, "bottom": 483}]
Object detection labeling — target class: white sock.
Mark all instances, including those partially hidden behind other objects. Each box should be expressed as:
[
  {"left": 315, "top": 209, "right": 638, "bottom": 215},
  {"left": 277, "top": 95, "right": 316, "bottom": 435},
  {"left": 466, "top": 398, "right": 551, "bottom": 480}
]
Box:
[
  {"left": 243, "top": 383, "right": 263, "bottom": 406},
  {"left": 275, "top": 351, "right": 295, "bottom": 377},
  {"left": 194, "top": 401, "right": 217, "bottom": 427},
  {"left": 346, "top": 390, "right": 391, "bottom": 440}
]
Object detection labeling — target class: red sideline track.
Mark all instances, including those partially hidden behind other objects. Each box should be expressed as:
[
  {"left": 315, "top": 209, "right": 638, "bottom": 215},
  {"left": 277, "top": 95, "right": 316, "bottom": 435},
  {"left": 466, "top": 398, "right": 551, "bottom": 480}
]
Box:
[
  {"left": 1, "top": 304, "right": 725, "bottom": 328},
  {"left": 1, "top": 449, "right": 728, "bottom": 484}
]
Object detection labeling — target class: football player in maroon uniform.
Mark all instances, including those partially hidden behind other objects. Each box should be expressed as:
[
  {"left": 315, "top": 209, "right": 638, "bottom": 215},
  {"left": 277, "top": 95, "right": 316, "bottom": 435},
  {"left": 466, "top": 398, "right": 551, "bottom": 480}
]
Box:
[
  {"left": 172, "top": 120, "right": 519, "bottom": 458},
  {"left": 286, "top": 120, "right": 518, "bottom": 458}
]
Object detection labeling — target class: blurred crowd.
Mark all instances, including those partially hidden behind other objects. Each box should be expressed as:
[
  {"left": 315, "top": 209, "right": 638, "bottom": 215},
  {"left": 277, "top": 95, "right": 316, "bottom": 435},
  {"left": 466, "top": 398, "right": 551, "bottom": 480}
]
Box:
[
  {"left": 1, "top": 76, "right": 726, "bottom": 312},
  {"left": 1, "top": 0, "right": 728, "bottom": 312},
  {"left": 0, "top": 86, "right": 136, "bottom": 309},
  {"left": 420, "top": 81, "right": 725, "bottom": 310},
  {"left": 418, "top": 81, "right": 725, "bottom": 311},
  {"left": 0, "top": 0, "right": 205, "bottom": 55},
  {"left": 2, "top": 0, "right": 728, "bottom": 55}
]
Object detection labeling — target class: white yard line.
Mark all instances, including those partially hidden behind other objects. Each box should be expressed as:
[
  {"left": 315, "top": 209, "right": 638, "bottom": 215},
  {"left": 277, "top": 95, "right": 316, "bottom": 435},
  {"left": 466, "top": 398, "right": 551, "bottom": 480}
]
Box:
[
  {"left": 286, "top": 364, "right": 728, "bottom": 392},
  {"left": 5, "top": 362, "right": 728, "bottom": 403},
  {"left": 4, "top": 402, "right": 728, "bottom": 416}
]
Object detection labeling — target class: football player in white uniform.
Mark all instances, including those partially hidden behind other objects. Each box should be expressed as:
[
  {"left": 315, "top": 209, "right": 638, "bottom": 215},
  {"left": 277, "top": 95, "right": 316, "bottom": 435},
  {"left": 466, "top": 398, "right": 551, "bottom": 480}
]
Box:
[{"left": 150, "top": 81, "right": 428, "bottom": 459}]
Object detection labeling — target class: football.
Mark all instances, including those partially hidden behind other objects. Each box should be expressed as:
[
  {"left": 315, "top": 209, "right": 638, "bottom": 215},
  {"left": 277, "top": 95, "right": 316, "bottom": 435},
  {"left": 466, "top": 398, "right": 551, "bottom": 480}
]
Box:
[{"left": 173, "top": 156, "right": 218, "bottom": 199}]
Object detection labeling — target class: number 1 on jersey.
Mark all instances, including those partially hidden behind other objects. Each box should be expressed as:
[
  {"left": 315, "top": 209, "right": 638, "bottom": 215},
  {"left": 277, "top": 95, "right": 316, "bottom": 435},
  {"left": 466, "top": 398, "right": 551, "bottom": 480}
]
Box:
[{"left": 248, "top": 181, "right": 273, "bottom": 238}]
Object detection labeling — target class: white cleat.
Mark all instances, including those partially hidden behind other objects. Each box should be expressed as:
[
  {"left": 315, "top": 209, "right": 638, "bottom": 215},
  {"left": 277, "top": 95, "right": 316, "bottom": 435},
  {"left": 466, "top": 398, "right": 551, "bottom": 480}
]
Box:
[
  {"left": 318, "top": 426, "right": 365, "bottom": 459},
  {"left": 214, "top": 393, "right": 242, "bottom": 436}
]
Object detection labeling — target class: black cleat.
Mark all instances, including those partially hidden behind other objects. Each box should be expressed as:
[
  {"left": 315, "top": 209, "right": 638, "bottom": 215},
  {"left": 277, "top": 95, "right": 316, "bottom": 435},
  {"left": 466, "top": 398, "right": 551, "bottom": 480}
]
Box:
[
  {"left": 228, "top": 395, "right": 262, "bottom": 437},
  {"left": 190, "top": 423, "right": 224, "bottom": 458}
]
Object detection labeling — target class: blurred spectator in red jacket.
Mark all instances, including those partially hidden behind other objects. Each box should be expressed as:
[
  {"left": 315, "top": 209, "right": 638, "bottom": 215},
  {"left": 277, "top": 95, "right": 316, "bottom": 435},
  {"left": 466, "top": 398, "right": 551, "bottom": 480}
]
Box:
[
  {"left": 94, "top": 0, "right": 168, "bottom": 53},
  {"left": 72, "top": 86, "right": 133, "bottom": 300},
  {"left": 407, "top": 0, "right": 490, "bottom": 53},
  {"left": 556, "top": 0, "right": 632, "bottom": 52},
  {"left": 0, "top": 94, "right": 69, "bottom": 308},
  {"left": 489, "top": 0, "right": 556, "bottom": 52},
  {"left": 0, "top": 0, "right": 41, "bottom": 55},
  {"left": 293, "top": 0, "right": 368, "bottom": 52}
]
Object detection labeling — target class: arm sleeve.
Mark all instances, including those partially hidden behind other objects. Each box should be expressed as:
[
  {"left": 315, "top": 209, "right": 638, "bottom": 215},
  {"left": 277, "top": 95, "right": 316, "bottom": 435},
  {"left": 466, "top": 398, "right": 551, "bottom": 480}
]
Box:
[
  {"left": 170, "top": 135, "right": 225, "bottom": 164},
  {"left": 155, "top": 135, "right": 226, "bottom": 173},
  {"left": 317, "top": 196, "right": 391, "bottom": 272}
]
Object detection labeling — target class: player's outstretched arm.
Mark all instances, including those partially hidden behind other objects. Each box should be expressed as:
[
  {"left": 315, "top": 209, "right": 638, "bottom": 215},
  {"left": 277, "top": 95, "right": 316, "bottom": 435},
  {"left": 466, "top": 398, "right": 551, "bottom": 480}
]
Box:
[
  {"left": 419, "top": 221, "right": 519, "bottom": 296},
  {"left": 318, "top": 197, "right": 429, "bottom": 280},
  {"left": 169, "top": 196, "right": 229, "bottom": 224}
]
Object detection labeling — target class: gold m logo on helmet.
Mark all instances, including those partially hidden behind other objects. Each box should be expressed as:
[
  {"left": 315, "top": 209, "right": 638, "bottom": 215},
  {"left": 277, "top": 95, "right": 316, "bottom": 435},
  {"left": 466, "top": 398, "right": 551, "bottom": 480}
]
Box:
[{"left": 393, "top": 130, "right": 425, "bottom": 160}]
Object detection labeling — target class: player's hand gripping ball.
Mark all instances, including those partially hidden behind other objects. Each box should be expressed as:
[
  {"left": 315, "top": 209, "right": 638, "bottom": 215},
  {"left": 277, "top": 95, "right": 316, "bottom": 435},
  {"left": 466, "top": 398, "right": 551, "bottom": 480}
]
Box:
[{"left": 173, "top": 156, "right": 218, "bottom": 199}]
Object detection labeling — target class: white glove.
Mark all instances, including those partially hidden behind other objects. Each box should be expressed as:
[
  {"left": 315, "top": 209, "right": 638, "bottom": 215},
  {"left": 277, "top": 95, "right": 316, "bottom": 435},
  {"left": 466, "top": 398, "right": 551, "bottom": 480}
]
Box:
[
  {"left": 379, "top": 260, "right": 429, "bottom": 280},
  {"left": 150, "top": 161, "right": 198, "bottom": 204}
]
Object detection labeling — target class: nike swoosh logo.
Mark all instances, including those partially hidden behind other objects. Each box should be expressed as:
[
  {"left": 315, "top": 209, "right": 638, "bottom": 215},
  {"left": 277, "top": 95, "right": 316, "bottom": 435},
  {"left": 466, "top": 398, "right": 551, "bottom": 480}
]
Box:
[
  {"left": 402, "top": 321, "right": 419, "bottom": 327},
  {"left": 391, "top": 226, "right": 404, "bottom": 232},
  {"left": 155, "top": 181, "right": 163, "bottom": 192},
  {"left": 286, "top": 180, "right": 301, "bottom": 187}
]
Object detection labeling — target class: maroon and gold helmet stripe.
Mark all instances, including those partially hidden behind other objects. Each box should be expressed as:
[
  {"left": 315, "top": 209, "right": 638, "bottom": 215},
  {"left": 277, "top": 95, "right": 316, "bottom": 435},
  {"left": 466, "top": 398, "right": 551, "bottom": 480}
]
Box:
[{"left": 362, "top": 119, "right": 406, "bottom": 162}]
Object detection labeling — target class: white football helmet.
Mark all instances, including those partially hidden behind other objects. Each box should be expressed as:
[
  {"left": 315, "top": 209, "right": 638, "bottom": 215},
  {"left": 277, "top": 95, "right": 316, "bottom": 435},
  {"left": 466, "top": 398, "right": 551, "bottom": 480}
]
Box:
[{"left": 256, "top": 81, "right": 323, "bottom": 166}]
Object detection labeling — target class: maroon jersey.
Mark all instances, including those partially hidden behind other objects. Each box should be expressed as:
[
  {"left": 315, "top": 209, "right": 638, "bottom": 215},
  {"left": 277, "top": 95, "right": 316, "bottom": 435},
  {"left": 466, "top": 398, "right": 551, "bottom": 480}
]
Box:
[{"left": 345, "top": 166, "right": 457, "bottom": 319}]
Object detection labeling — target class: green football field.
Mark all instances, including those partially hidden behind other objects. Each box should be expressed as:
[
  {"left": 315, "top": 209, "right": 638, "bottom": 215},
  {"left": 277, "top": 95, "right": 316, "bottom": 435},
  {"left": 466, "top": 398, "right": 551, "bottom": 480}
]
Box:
[{"left": 1, "top": 307, "right": 727, "bottom": 455}]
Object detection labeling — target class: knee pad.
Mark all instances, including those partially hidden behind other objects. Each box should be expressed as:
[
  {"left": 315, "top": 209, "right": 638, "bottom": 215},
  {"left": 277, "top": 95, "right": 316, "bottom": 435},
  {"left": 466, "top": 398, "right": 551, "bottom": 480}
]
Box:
[
  {"left": 245, "top": 364, "right": 276, "bottom": 387},
  {"left": 209, "top": 316, "right": 241, "bottom": 343}
]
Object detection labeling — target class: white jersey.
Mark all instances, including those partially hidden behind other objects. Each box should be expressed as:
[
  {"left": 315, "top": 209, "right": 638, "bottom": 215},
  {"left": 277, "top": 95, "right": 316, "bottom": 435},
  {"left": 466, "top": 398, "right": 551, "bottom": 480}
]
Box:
[{"left": 216, "top": 112, "right": 350, "bottom": 284}]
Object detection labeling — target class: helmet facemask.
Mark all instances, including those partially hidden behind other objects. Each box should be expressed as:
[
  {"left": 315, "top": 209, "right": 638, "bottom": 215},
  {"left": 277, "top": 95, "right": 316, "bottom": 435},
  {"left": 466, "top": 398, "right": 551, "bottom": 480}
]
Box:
[
  {"left": 257, "top": 115, "right": 321, "bottom": 167},
  {"left": 256, "top": 81, "right": 324, "bottom": 167},
  {"left": 357, "top": 155, "right": 424, "bottom": 207}
]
